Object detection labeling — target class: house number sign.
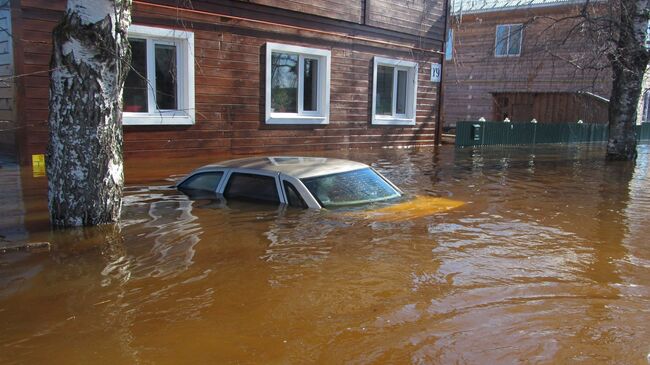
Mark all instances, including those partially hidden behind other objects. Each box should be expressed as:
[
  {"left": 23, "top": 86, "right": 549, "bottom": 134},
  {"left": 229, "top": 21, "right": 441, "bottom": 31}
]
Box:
[{"left": 431, "top": 63, "right": 441, "bottom": 82}]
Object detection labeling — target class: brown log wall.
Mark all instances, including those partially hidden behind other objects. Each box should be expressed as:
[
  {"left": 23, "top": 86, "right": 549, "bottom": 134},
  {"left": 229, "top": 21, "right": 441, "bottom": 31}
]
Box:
[
  {"left": 232, "top": 0, "right": 363, "bottom": 24},
  {"left": 229, "top": 0, "right": 445, "bottom": 42},
  {"left": 366, "top": 0, "right": 445, "bottom": 41},
  {"left": 13, "top": 0, "right": 444, "bottom": 161},
  {"left": 492, "top": 92, "right": 608, "bottom": 123},
  {"left": 443, "top": 5, "right": 612, "bottom": 127}
]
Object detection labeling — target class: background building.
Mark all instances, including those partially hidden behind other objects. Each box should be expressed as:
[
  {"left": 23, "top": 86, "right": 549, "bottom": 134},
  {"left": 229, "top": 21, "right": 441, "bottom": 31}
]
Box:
[{"left": 442, "top": 0, "right": 648, "bottom": 127}]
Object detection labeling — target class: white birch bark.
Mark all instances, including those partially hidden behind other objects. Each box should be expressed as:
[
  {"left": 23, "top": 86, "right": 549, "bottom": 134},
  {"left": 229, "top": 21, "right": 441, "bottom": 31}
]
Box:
[
  {"left": 47, "top": 0, "right": 131, "bottom": 227},
  {"left": 607, "top": 0, "right": 650, "bottom": 160}
]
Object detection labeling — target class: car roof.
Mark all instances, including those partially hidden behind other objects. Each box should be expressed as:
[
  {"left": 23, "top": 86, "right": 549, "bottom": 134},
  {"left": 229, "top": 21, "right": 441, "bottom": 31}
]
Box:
[{"left": 196, "top": 156, "right": 369, "bottom": 179}]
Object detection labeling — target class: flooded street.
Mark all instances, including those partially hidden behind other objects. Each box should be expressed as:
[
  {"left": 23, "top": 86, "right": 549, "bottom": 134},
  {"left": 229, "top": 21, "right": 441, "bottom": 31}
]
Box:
[{"left": 1, "top": 144, "right": 650, "bottom": 364}]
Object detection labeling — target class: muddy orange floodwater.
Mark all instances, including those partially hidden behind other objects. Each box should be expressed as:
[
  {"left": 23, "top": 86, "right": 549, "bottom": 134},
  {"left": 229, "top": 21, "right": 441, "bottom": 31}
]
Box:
[{"left": 1, "top": 144, "right": 650, "bottom": 364}]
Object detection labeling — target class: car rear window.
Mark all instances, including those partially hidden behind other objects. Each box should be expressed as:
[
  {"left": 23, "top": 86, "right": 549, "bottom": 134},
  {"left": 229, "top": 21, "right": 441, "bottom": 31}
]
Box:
[
  {"left": 224, "top": 173, "right": 280, "bottom": 204},
  {"left": 178, "top": 172, "right": 223, "bottom": 192},
  {"left": 301, "top": 168, "right": 400, "bottom": 207}
]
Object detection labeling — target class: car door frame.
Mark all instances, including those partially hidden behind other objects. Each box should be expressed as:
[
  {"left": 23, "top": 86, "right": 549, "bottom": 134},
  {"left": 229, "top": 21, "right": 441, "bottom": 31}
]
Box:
[
  {"left": 279, "top": 173, "right": 321, "bottom": 209},
  {"left": 176, "top": 167, "right": 228, "bottom": 194},
  {"left": 219, "top": 168, "right": 286, "bottom": 205}
]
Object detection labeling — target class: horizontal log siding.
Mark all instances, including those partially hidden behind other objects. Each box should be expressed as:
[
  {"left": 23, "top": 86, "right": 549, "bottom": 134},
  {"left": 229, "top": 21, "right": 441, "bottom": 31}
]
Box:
[
  {"left": 367, "top": 0, "right": 445, "bottom": 42},
  {"left": 15, "top": 0, "right": 442, "bottom": 159},
  {"left": 232, "top": 0, "right": 362, "bottom": 24},
  {"left": 492, "top": 92, "right": 608, "bottom": 123},
  {"left": 443, "top": 5, "right": 612, "bottom": 126},
  {"left": 227, "top": 0, "right": 444, "bottom": 42}
]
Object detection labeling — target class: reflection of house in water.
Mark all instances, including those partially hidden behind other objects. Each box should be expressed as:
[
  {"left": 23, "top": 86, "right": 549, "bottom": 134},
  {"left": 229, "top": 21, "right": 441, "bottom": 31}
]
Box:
[
  {"left": 622, "top": 149, "right": 650, "bottom": 278},
  {"left": 0, "top": 160, "right": 27, "bottom": 243},
  {"left": 144, "top": 199, "right": 201, "bottom": 277},
  {"left": 102, "top": 189, "right": 201, "bottom": 285}
]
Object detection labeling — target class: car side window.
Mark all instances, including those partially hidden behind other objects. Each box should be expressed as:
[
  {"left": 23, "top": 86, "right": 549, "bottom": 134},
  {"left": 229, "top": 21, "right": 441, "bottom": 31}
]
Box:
[
  {"left": 283, "top": 181, "right": 307, "bottom": 208},
  {"left": 224, "top": 173, "right": 280, "bottom": 204},
  {"left": 178, "top": 172, "right": 223, "bottom": 192}
]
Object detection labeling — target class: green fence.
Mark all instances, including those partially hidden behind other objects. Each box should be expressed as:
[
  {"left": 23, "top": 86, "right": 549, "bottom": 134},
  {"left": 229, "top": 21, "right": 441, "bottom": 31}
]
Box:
[{"left": 456, "top": 121, "right": 650, "bottom": 147}]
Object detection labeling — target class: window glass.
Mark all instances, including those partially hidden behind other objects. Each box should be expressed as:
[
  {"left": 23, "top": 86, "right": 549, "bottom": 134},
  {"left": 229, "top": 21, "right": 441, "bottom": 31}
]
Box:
[
  {"left": 271, "top": 52, "right": 298, "bottom": 113},
  {"left": 303, "top": 58, "right": 318, "bottom": 112},
  {"left": 641, "top": 90, "right": 650, "bottom": 123},
  {"left": 179, "top": 172, "right": 223, "bottom": 192},
  {"left": 376, "top": 65, "right": 393, "bottom": 115},
  {"left": 396, "top": 70, "right": 407, "bottom": 115},
  {"left": 155, "top": 43, "right": 178, "bottom": 110},
  {"left": 496, "top": 24, "right": 523, "bottom": 56},
  {"left": 284, "top": 181, "right": 307, "bottom": 208},
  {"left": 224, "top": 173, "right": 280, "bottom": 204},
  {"left": 445, "top": 29, "right": 453, "bottom": 61},
  {"left": 495, "top": 25, "right": 509, "bottom": 56},
  {"left": 124, "top": 38, "right": 148, "bottom": 113},
  {"left": 301, "top": 168, "right": 400, "bottom": 208},
  {"left": 508, "top": 25, "right": 523, "bottom": 55}
]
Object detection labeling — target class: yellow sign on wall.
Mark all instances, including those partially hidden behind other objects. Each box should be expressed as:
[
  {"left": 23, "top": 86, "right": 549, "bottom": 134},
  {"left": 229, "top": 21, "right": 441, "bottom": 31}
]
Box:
[{"left": 32, "top": 154, "right": 45, "bottom": 177}]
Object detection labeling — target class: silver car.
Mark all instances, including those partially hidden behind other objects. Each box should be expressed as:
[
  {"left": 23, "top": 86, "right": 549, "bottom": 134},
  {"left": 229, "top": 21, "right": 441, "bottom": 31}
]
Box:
[{"left": 176, "top": 156, "right": 404, "bottom": 209}]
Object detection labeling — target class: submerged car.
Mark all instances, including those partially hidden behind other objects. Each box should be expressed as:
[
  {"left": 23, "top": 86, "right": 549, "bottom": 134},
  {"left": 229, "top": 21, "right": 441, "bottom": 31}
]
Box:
[{"left": 177, "top": 156, "right": 463, "bottom": 219}]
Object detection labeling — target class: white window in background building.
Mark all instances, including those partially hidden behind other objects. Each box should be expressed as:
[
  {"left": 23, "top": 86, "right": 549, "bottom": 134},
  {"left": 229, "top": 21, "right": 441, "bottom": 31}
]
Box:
[
  {"left": 265, "top": 43, "right": 331, "bottom": 124},
  {"left": 642, "top": 90, "right": 650, "bottom": 123},
  {"left": 495, "top": 24, "right": 523, "bottom": 57},
  {"left": 371, "top": 57, "right": 418, "bottom": 125},
  {"left": 123, "top": 25, "right": 195, "bottom": 125}
]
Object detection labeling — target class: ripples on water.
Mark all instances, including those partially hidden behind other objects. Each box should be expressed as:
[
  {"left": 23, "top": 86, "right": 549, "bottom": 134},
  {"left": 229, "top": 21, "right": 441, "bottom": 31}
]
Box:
[{"left": 1, "top": 144, "right": 650, "bottom": 364}]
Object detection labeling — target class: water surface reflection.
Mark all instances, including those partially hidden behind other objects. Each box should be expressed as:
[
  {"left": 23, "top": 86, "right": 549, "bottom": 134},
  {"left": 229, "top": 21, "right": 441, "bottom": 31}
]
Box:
[{"left": 1, "top": 145, "right": 650, "bottom": 364}]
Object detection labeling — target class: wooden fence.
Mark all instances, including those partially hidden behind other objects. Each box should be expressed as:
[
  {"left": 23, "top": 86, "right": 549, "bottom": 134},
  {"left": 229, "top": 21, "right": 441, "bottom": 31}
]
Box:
[{"left": 456, "top": 121, "right": 650, "bottom": 147}]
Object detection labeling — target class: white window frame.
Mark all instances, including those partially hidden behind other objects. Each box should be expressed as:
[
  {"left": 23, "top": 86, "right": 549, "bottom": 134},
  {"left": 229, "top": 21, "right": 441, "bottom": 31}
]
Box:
[
  {"left": 642, "top": 90, "right": 650, "bottom": 123},
  {"left": 495, "top": 24, "right": 523, "bottom": 57},
  {"left": 123, "top": 24, "right": 195, "bottom": 126},
  {"left": 371, "top": 57, "right": 418, "bottom": 126},
  {"left": 265, "top": 42, "right": 331, "bottom": 125}
]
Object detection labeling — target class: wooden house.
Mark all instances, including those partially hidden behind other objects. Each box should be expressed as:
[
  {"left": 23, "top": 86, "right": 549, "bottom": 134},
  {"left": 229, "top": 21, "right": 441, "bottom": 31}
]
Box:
[
  {"left": 1, "top": 0, "right": 447, "bottom": 164},
  {"left": 442, "top": 0, "right": 648, "bottom": 126}
]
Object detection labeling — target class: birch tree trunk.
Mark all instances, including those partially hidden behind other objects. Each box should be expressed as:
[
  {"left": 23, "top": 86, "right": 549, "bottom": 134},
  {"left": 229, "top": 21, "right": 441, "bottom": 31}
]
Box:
[
  {"left": 47, "top": 0, "right": 131, "bottom": 227},
  {"left": 606, "top": 0, "right": 649, "bottom": 160}
]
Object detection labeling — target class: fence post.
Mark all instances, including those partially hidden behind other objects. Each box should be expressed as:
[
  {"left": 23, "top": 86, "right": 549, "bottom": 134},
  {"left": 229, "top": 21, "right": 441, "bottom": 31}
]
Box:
[{"left": 531, "top": 119, "right": 538, "bottom": 145}]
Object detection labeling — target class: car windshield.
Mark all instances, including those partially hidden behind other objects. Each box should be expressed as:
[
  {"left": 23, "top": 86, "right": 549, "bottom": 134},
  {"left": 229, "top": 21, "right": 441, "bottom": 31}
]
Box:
[{"left": 301, "top": 168, "right": 401, "bottom": 207}]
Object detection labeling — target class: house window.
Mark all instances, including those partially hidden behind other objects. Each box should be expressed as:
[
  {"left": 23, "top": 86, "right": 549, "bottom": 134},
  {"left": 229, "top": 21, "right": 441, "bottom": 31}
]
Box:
[
  {"left": 372, "top": 57, "right": 418, "bottom": 125},
  {"left": 123, "top": 25, "right": 195, "bottom": 125},
  {"left": 495, "top": 24, "right": 523, "bottom": 57},
  {"left": 265, "top": 43, "right": 331, "bottom": 124}
]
